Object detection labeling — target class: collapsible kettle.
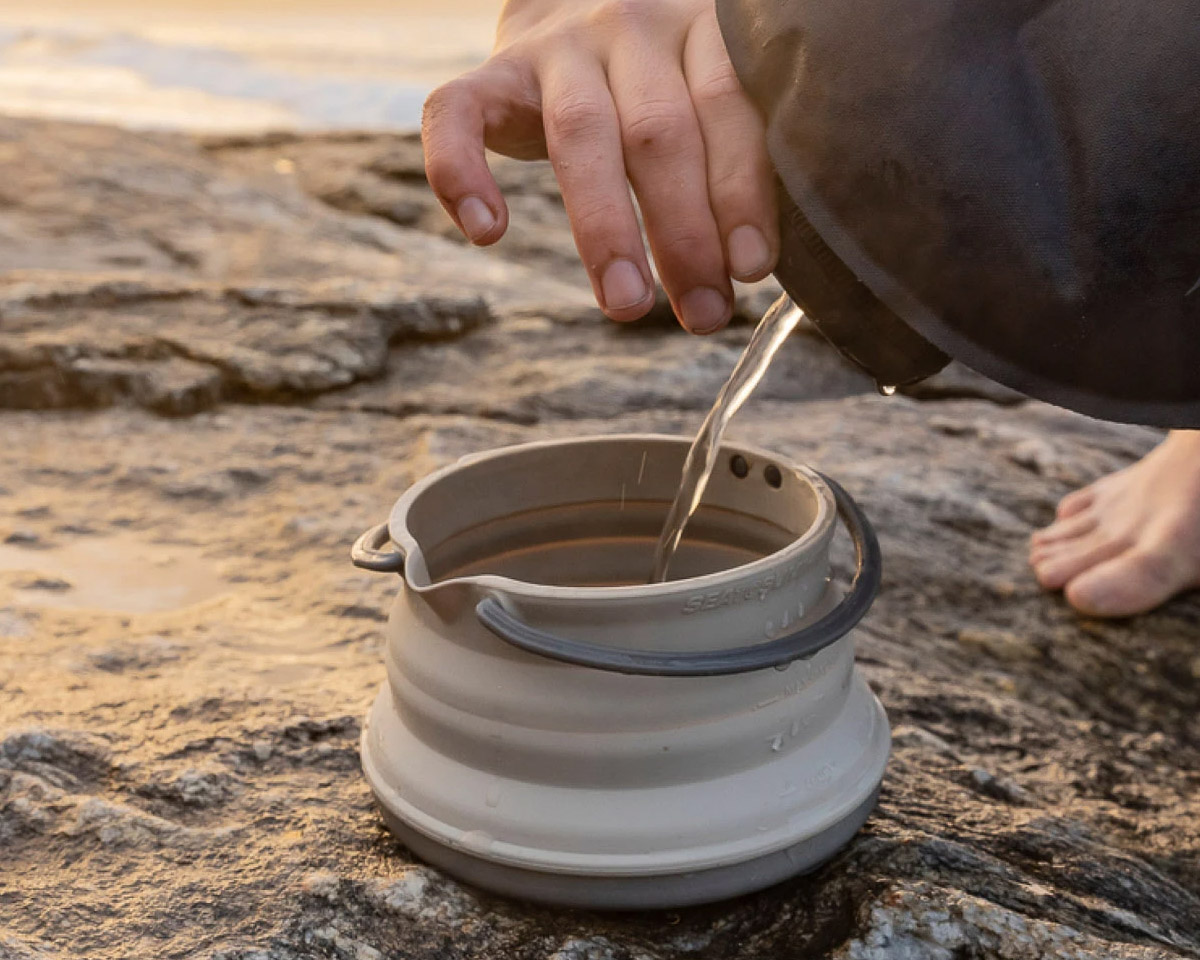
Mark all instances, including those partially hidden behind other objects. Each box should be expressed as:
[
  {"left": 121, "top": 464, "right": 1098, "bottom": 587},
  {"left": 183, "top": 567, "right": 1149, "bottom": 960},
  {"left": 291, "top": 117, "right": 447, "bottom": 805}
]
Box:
[
  {"left": 352, "top": 436, "right": 890, "bottom": 909},
  {"left": 717, "top": 0, "right": 1200, "bottom": 428}
]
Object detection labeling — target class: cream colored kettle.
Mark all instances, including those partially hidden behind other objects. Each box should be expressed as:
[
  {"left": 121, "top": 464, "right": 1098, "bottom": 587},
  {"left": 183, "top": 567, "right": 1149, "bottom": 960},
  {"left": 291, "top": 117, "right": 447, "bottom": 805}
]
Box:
[{"left": 352, "top": 435, "right": 891, "bottom": 908}]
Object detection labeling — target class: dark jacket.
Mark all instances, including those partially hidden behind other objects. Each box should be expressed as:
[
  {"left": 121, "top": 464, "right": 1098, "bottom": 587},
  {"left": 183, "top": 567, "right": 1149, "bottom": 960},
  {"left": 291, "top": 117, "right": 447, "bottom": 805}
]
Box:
[{"left": 719, "top": 0, "right": 1200, "bottom": 426}]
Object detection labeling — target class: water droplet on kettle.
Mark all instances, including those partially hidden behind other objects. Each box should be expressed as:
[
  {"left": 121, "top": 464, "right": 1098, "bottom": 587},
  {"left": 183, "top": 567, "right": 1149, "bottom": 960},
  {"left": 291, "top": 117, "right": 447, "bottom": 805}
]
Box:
[
  {"left": 878, "top": 383, "right": 897, "bottom": 397},
  {"left": 458, "top": 830, "right": 494, "bottom": 852},
  {"left": 485, "top": 783, "right": 502, "bottom": 808}
]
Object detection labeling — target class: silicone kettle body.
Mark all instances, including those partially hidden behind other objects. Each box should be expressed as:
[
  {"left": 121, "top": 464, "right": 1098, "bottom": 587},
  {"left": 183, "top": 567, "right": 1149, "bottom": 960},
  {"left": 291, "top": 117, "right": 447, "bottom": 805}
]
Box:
[
  {"left": 352, "top": 435, "right": 891, "bottom": 908},
  {"left": 718, "top": 0, "right": 1200, "bottom": 428}
]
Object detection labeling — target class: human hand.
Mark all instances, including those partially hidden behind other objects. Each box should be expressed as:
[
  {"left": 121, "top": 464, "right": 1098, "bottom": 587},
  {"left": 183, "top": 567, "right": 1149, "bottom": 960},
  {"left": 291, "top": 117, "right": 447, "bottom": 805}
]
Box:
[{"left": 421, "top": 0, "right": 778, "bottom": 333}]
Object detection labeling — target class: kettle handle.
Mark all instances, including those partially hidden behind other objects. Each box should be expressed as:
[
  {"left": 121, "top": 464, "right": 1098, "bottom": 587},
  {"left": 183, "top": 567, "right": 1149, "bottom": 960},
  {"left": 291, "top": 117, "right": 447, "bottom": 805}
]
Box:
[
  {"left": 475, "top": 474, "right": 882, "bottom": 677},
  {"left": 351, "top": 523, "right": 407, "bottom": 574}
]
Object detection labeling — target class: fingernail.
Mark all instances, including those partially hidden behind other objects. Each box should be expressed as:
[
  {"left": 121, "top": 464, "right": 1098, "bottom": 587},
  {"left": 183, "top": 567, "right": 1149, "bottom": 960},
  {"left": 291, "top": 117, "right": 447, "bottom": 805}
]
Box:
[
  {"left": 601, "top": 259, "right": 649, "bottom": 310},
  {"left": 680, "top": 287, "right": 730, "bottom": 333},
  {"left": 457, "top": 195, "right": 496, "bottom": 242},
  {"left": 727, "top": 225, "right": 770, "bottom": 279}
]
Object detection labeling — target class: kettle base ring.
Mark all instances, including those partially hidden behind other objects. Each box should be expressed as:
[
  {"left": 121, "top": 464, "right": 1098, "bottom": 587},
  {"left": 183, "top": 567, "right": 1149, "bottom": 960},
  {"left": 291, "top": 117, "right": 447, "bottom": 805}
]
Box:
[
  {"left": 370, "top": 785, "right": 880, "bottom": 911},
  {"left": 361, "top": 681, "right": 889, "bottom": 910}
]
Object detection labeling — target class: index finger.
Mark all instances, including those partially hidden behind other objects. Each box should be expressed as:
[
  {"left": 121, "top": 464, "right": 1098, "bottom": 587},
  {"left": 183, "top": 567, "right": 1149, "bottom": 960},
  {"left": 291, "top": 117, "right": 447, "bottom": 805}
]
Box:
[{"left": 422, "top": 68, "right": 513, "bottom": 245}]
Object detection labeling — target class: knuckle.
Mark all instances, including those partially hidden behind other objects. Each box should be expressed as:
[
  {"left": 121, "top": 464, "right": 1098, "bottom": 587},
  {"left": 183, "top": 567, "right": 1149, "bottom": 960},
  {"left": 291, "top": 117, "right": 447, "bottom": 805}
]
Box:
[
  {"left": 547, "top": 93, "right": 608, "bottom": 142},
  {"left": 691, "top": 61, "right": 745, "bottom": 108},
  {"left": 590, "top": 0, "right": 657, "bottom": 30},
  {"left": 621, "top": 101, "right": 695, "bottom": 158},
  {"left": 421, "top": 78, "right": 468, "bottom": 129},
  {"left": 706, "top": 163, "right": 756, "bottom": 202},
  {"left": 707, "top": 155, "right": 775, "bottom": 227},
  {"left": 655, "top": 226, "right": 716, "bottom": 262},
  {"left": 569, "top": 196, "right": 628, "bottom": 243}
]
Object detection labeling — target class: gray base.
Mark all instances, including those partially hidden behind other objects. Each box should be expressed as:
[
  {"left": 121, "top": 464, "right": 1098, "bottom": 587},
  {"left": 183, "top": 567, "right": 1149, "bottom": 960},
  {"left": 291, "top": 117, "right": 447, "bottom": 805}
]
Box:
[{"left": 373, "top": 786, "right": 881, "bottom": 911}]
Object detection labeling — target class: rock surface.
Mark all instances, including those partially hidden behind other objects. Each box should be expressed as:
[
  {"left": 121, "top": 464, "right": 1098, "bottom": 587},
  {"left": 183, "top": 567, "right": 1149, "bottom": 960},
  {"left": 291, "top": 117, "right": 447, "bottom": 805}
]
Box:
[{"left": 0, "top": 118, "right": 1197, "bottom": 960}]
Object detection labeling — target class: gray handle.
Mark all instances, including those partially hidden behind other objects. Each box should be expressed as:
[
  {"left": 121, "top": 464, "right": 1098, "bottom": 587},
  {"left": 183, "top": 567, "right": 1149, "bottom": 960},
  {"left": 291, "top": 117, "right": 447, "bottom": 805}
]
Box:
[
  {"left": 475, "top": 474, "right": 881, "bottom": 677},
  {"left": 351, "top": 523, "right": 407, "bottom": 574}
]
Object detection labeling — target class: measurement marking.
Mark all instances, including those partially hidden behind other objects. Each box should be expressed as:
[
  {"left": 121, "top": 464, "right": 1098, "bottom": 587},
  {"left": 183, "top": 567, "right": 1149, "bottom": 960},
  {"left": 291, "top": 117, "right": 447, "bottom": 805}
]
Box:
[{"left": 636, "top": 450, "right": 648, "bottom": 485}]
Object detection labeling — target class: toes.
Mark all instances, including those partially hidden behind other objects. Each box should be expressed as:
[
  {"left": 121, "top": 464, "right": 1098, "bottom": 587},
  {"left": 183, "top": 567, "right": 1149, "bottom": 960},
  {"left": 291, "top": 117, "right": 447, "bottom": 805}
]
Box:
[
  {"left": 1065, "top": 548, "right": 1191, "bottom": 618},
  {"left": 1055, "top": 486, "right": 1096, "bottom": 520},
  {"left": 1031, "top": 510, "right": 1098, "bottom": 548},
  {"left": 1031, "top": 531, "right": 1128, "bottom": 591}
]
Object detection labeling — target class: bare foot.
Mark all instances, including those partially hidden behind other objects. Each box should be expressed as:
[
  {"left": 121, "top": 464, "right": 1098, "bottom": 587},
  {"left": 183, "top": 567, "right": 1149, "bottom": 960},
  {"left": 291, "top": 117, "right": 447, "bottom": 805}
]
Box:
[{"left": 1030, "top": 430, "right": 1200, "bottom": 617}]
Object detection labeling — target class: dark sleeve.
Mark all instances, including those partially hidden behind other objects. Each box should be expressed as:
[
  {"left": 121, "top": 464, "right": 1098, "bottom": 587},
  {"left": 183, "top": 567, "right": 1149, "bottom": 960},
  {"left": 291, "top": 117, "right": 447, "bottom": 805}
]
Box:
[{"left": 718, "top": 0, "right": 1200, "bottom": 427}]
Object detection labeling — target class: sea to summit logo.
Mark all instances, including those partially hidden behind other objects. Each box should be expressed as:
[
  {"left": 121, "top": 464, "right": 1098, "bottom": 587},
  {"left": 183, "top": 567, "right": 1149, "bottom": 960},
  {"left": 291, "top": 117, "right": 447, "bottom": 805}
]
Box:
[{"left": 680, "top": 560, "right": 809, "bottom": 615}]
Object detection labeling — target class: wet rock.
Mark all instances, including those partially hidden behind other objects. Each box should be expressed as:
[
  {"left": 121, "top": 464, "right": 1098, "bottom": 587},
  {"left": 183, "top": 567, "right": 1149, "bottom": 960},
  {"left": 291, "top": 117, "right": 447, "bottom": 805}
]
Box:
[
  {"left": 0, "top": 119, "right": 1197, "bottom": 960},
  {"left": 956, "top": 627, "right": 1042, "bottom": 663},
  {"left": 86, "top": 637, "right": 183, "bottom": 674},
  {"left": 967, "top": 768, "right": 1035, "bottom": 806},
  {"left": 13, "top": 577, "right": 71, "bottom": 592},
  {"left": 842, "top": 885, "right": 1175, "bottom": 959},
  {"left": 320, "top": 313, "right": 873, "bottom": 424},
  {"left": 2, "top": 396, "right": 1195, "bottom": 960},
  {"left": 204, "top": 131, "right": 585, "bottom": 284},
  {"left": 0, "top": 609, "right": 32, "bottom": 638},
  {"left": 138, "top": 766, "right": 237, "bottom": 809},
  {"left": 0, "top": 274, "right": 495, "bottom": 413}
]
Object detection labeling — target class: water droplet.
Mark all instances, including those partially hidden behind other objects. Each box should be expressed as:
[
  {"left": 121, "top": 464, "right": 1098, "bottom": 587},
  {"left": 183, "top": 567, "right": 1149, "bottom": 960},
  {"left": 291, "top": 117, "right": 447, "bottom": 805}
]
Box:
[
  {"left": 878, "top": 383, "right": 897, "bottom": 397},
  {"left": 485, "top": 783, "right": 502, "bottom": 808},
  {"left": 458, "top": 830, "right": 494, "bottom": 852}
]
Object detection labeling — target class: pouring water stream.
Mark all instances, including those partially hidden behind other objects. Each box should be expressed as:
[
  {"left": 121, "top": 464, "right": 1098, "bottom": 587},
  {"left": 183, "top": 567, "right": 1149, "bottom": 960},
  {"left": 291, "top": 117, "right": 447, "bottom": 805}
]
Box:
[{"left": 650, "top": 292, "right": 805, "bottom": 583}]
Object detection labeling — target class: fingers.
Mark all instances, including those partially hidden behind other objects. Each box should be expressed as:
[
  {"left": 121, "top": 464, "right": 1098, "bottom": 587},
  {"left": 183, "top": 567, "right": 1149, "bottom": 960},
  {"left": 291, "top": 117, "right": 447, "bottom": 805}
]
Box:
[
  {"left": 426, "top": 1, "right": 774, "bottom": 330},
  {"left": 423, "top": 62, "right": 530, "bottom": 246},
  {"left": 541, "top": 52, "right": 655, "bottom": 321},
  {"left": 683, "top": 10, "right": 779, "bottom": 282},
  {"left": 608, "top": 35, "right": 732, "bottom": 333}
]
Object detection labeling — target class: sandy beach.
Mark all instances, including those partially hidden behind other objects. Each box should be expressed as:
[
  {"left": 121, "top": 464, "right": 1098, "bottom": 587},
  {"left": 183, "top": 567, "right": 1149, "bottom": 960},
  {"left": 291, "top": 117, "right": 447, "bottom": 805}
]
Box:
[{"left": 0, "top": 0, "right": 502, "bottom": 131}]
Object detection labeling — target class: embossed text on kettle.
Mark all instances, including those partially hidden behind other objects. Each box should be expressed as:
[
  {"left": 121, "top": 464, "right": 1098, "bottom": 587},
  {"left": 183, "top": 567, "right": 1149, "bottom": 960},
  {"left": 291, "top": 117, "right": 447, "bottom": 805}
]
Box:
[{"left": 680, "top": 559, "right": 807, "bottom": 614}]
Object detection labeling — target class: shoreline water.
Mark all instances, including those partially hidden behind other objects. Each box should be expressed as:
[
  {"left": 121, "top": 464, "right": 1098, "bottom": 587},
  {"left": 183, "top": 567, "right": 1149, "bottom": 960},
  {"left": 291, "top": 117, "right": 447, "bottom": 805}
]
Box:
[{"left": 0, "top": 1, "right": 501, "bottom": 132}]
